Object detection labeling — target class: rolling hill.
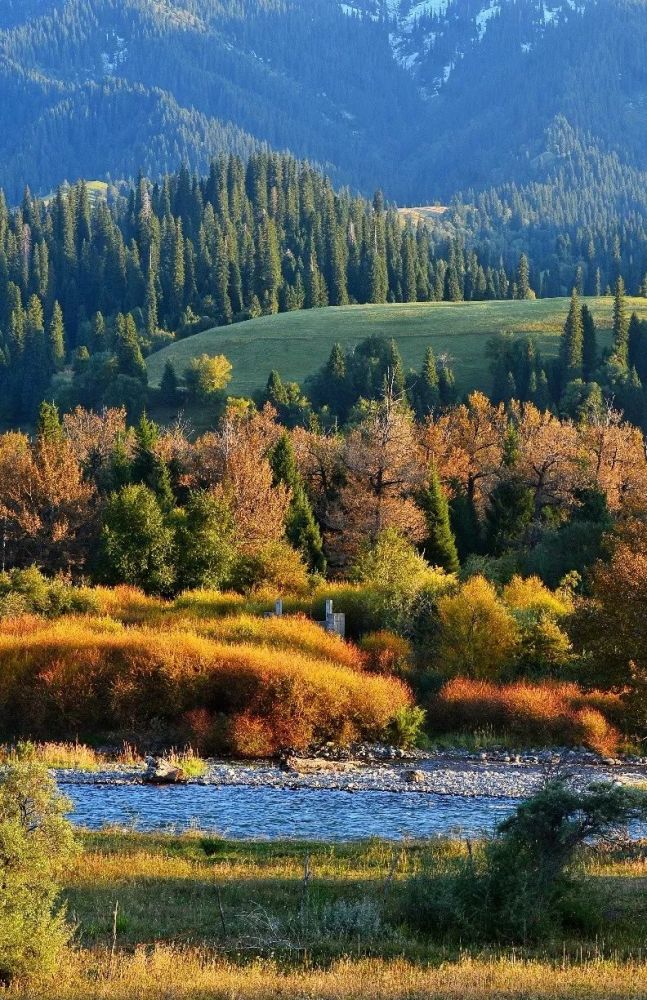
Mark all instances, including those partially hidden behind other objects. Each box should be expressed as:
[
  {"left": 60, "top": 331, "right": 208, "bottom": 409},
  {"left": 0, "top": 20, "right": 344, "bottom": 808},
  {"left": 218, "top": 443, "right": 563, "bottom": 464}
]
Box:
[{"left": 147, "top": 296, "right": 647, "bottom": 398}]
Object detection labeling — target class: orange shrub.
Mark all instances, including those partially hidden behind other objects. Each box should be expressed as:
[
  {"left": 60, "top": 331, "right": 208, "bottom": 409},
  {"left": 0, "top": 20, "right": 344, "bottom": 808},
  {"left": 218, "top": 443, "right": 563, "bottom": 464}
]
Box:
[
  {"left": 428, "top": 678, "right": 622, "bottom": 754},
  {"left": 0, "top": 619, "right": 411, "bottom": 756},
  {"left": 191, "top": 614, "right": 364, "bottom": 670},
  {"left": 359, "top": 631, "right": 413, "bottom": 675}
]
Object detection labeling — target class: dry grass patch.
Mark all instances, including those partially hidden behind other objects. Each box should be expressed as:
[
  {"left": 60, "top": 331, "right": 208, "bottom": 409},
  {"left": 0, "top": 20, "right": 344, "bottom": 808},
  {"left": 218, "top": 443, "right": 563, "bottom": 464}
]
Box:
[{"left": 11, "top": 950, "right": 647, "bottom": 999}]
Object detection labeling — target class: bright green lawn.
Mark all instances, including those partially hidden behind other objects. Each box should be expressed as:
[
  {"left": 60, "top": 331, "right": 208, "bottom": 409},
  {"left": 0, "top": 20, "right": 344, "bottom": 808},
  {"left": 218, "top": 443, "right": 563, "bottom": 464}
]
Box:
[{"left": 147, "top": 296, "right": 647, "bottom": 397}]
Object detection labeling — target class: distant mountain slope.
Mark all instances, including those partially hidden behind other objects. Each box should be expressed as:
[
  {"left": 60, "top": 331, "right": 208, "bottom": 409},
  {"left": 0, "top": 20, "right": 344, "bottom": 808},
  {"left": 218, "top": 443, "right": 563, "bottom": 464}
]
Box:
[
  {"left": 0, "top": 0, "right": 646, "bottom": 205},
  {"left": 0, "top": 0, "right": 423, "bottom": 201}
]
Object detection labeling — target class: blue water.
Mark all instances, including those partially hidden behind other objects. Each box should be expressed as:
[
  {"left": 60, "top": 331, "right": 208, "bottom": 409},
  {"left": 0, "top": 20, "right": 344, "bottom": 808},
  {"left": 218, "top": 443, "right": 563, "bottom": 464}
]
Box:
[{"left": 63, "top": 781, "right": 520, "bottom": 840}]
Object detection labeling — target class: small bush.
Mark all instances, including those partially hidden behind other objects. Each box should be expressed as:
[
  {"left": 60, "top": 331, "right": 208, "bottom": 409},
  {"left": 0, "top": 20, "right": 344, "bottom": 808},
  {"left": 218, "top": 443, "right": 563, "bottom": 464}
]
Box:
[
  {"left": 0, "top": 744, "right": 75, "bottom": 982},
  {"left": 359, "top": 631, "right": 413, "bottom": 675},
  {"left": 402, "top": 779, "right": 647, "bottom": 943},
  {"left": 0, "top": 567, "right": 98, "bottom": 620},
  {"left": 387, "top": 706, "right": 427, "bottom": 748}
]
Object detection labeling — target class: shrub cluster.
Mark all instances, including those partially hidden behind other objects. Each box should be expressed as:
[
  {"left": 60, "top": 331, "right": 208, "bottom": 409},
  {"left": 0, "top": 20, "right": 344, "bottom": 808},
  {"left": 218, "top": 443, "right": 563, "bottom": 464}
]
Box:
[
  {"left": 427, "top": 678, "right": 622, "bottom": 754},
  {"left": 0, "top": 618, "right": 411, "bottom": 756}
]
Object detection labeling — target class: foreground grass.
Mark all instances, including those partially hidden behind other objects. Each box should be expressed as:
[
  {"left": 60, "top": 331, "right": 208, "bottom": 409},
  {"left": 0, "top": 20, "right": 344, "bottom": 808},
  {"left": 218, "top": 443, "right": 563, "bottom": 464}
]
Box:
[
  {"left": 13, "top": 950, "right": 647, "bottom": 999},
  {"left": 146, "top": 296, "right": 647, "bottom": 397},
  {"left": 8, "top": 830, "right": 644, "bottom": 997},
  {"left": 62, "top": 832, "right": 647, "bottom": 954}
]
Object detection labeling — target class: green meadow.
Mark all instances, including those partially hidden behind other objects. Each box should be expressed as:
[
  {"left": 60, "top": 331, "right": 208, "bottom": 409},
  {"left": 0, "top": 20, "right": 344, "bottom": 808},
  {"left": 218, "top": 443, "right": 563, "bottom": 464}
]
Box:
[{"left": 147, "top": 296, "right": 647, "bottom": 397}]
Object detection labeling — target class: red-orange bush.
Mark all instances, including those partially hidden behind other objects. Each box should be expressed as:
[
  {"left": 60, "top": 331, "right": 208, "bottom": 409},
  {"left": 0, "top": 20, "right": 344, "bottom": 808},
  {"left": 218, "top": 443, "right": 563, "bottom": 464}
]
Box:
[
  {"left": 0, "top": 619, "right": 411, "bottom": 756},
  {"left": 428, "top": 678, "right": 622, "bottom": 754},
  {"left": 359, "top": 631, "right": 413, "bottom": 675}
]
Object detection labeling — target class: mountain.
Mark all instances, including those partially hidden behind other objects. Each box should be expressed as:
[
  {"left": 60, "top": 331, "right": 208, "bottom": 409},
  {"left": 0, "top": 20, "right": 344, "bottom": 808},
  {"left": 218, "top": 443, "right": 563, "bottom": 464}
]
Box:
[
  {"left": 0, "top": 0, "right": 423, "bottom": 203},
  {"left": 0, "top": 0, "right": 646, "bottom": 205}
]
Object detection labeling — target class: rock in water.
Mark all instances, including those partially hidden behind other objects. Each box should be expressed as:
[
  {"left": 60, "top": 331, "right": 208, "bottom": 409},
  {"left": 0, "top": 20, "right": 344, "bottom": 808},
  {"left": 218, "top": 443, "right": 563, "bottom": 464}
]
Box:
[
  {"left": 143, "top": 756, "right": 186, "bottom": 784},
  {"left": 404, "top": 769, "right": 426, "bottom": 784}
]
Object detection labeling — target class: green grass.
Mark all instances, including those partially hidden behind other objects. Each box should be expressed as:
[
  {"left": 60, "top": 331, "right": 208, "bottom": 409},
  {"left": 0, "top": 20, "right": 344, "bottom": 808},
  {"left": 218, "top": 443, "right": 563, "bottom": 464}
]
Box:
[
  {"left": 64, "top": 830, "right": 647, "bottom": 957},
  {"left": 147, "top": 297, "right": 647, "bottom": 397},
  {"left": 8, "top": 830, "right": 646, "bottom": 998}
]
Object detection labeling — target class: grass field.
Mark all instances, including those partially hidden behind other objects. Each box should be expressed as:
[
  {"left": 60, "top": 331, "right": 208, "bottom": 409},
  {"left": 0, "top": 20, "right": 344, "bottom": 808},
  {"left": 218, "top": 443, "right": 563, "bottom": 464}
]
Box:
[
  {"left": 147, "top": 297, "right": 647, "bottom": 397},
  {"left": 13, "top": 830, "right": 647, "bottom": 998}
]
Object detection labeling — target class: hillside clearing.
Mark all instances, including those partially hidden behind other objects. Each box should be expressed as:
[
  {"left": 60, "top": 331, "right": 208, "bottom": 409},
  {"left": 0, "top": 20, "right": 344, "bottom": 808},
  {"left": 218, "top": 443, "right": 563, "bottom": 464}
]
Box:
[{"left": 147, "top": 297, "right": 647, "bottom": 397}]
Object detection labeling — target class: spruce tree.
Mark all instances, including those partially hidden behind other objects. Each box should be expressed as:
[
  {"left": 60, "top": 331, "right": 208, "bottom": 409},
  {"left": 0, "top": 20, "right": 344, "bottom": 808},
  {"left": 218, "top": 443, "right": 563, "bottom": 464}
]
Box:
[
  {"left": 270, "top": 432, "right": 326, "bottom": 573},
  {"left": 419, "top": 464, "right": 459, "bottom": 573},
  {"left": 560, "top": 289, "right": 584, "bottom": 381},
  {"left": 613, "top": 276, "right": 629, "bottom": 366}
]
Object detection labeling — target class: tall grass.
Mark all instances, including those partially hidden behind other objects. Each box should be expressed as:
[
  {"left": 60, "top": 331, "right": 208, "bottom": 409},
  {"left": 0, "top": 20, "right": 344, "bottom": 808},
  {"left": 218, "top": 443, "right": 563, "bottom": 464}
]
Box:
[{"left": 11, "top": 950, "right": 647, "bottom": 999}]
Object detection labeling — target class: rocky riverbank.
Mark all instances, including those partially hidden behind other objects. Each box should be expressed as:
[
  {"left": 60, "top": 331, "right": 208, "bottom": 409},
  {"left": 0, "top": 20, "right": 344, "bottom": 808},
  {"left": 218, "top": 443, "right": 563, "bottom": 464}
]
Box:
[{"left": 55, "top": 746, "right": 647, "bottom": 800}]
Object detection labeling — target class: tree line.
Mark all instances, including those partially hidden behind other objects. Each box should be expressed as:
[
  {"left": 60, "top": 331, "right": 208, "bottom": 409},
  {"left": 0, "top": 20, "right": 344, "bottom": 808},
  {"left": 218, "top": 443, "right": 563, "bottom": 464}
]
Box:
[{"left": 0, "top": 154, "right": 537, "bottom": 424}]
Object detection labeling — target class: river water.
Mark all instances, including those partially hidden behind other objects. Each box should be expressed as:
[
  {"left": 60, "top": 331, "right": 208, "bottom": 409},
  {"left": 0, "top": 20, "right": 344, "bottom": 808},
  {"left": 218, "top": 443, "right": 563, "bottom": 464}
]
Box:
[
  {"left": 62, "top": 781, "right": 520, "bottom": 840},
  {"left": 56, "top": 756, "right": 647, "bottom": 841}
]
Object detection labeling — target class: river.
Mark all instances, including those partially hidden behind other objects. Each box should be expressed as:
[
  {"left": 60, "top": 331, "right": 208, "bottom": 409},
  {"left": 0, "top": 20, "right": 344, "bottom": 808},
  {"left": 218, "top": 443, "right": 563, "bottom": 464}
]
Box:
[{"left": 56, "top": 754, "right": 647, "bottom": 841}]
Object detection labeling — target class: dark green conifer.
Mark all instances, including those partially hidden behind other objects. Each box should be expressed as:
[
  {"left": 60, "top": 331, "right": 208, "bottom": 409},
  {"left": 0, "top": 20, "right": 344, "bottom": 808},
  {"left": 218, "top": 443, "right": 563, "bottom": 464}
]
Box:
[{"left": 419, "top": 464, "right": 459, "bottom": 573}]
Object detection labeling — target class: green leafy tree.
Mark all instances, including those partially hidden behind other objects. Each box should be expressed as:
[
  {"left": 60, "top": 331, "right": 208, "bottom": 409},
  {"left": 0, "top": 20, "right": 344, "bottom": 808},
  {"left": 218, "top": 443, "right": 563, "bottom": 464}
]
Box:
[
  {"left": 98, "top": 484, "right": 175, "bottom": 594},
  {"left": 174, "top": 491, "right": 237, "bottom": 591}
]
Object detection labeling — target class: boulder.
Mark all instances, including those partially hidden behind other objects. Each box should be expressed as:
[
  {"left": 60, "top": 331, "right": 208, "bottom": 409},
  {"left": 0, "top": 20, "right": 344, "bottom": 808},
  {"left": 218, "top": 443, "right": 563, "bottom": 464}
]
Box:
[
  {"left": 404, "top": 769, "right": 426, "bottom": 784},
  {"left": 143, "top": 756, "right": 186, "bottom": 785}
]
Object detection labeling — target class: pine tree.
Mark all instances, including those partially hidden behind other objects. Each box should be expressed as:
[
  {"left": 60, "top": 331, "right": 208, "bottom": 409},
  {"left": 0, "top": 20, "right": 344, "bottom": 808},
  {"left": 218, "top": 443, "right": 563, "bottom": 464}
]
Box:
[
  {"left": 450, "top": 485, "right": 481, "bottom": 561},
  {"left": 159, "top": 360, "right": 179, "bottom": 406},
  {"left": 437, "top": 358, "right": 456, "bottom": 406},
  {"left": 560, "top": 289, "right": 584, "bottom": 381},
  {"left": 265, "top": 370, "right": 289, "bottom": 409},
  {"left": 613, "top": 276, "right": 629, "bottom": 366},
  {"left": 270, "top": 432, "right": 326, "bottom": 573},
  {"left": 131, "top": 414, "right": 174, "bottom": 512},
  {"left": 413, "top": 346, "right": 439, "bottom": 417},
  {"left": 115, "top": 313, "right": 147, "bottom": 383},
  {"left": 581, "top": 304, "right": 597, "bottom": 381},
  {"left": 36, "top": 401, "right": 63, "bottom": 442},
  {"left": 384, "top": 339, "right": 406, "bottom": 398},
  {"left": 419, "top": 464, "right": 459, "bottom": 572},
  {"left": 517, "top": 253, "right": 532, "bottom": 299},
  {"left": 144, "top": 270, "right": 158, "bottom": 341},
  {"left": 47, "top": 301, "right": 65, "bottom": 369}
]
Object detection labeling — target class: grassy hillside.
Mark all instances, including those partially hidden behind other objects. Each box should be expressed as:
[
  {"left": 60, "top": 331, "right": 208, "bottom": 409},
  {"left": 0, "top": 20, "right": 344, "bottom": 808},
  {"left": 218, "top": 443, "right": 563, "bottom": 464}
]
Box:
[{"left": 147, "top": 297, "right": 647, "bottom": 397}]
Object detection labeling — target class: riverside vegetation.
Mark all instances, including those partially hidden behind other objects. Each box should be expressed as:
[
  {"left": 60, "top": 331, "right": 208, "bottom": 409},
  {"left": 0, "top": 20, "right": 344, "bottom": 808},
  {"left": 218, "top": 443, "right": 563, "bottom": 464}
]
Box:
[{"left": 2, "top": 745, "right": 647, "bottom": 997}]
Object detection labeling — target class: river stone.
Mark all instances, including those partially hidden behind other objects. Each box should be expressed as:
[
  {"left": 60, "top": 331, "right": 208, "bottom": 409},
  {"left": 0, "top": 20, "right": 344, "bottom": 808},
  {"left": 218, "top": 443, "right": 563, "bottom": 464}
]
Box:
[
  {"left": 405, "top": 769, "right": 426, "bottom": 784},
  {"left": 143, "top": 756, "right": 186, "bottom": 785},
  {"left": 283, "top": 756, "right": 358, "bottom": 774}
]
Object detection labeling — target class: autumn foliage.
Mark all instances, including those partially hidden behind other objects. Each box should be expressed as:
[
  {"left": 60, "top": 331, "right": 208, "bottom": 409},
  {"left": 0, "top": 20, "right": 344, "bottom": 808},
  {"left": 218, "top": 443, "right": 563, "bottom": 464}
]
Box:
[
  {"left": 0, "top": 617, "right": 411, "bottom": 756},
  {"left": 428, "top": 678, "right": 621, "bottom": 755}
]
